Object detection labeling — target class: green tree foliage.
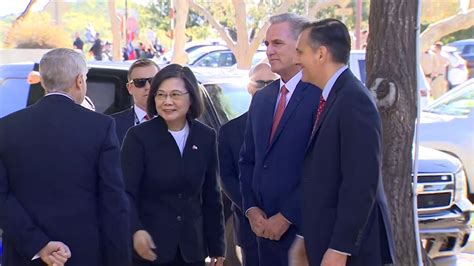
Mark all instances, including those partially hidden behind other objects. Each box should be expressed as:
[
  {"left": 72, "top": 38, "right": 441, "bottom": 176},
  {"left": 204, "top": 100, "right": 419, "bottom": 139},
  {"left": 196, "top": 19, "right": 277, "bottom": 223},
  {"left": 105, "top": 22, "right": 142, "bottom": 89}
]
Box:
[
  {"left": 137, "top": 1, "right": 210, "bottom": 48},
  {"left": 441, "top": 26, "right": 474, "bottom": 44}
]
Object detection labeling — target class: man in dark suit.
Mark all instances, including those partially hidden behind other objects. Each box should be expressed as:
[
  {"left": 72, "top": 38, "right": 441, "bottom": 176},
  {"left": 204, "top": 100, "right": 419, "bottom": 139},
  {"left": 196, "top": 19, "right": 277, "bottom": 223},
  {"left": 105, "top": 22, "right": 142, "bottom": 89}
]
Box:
[
  {"left": 111, "top": 59, "right": 159, "bottom": 145},
  {"left": 218, "top": 62, "right": 278, "bottom": 266},
  {"left": 0, "top": 48, "right": 131, "bottom": 266},
  {"left": 290, "top": 19, "right": 395, "bottom": 266},
  {"left": 239, "top": 13, "right": 321, "bottom": 266}
]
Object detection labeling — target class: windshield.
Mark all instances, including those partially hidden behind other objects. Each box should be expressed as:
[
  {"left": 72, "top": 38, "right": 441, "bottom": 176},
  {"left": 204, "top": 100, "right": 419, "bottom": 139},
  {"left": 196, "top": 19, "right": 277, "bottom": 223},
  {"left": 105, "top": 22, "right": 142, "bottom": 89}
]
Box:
[
  {"left": 424, "top": 82, "right": 474, "bottom": 116},
  {"left": 203, "top": 82, "right": 251, "bottom": 123},
  {"left": 188, "top": 49, "right": 206, "bottom": 64}
]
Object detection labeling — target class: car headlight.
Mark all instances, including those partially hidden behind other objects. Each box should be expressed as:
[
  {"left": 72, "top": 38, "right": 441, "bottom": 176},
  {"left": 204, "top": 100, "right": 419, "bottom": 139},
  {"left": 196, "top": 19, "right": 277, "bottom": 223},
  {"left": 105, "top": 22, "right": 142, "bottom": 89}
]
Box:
[{"left": 454, "top": 168, "right": 468, "bottom": 202}]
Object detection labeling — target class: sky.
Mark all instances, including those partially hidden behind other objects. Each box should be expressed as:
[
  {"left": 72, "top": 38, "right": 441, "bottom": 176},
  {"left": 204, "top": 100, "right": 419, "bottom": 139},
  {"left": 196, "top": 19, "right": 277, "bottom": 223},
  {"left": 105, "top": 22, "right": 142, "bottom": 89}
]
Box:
[{"left": 0, "top": 0, "right": 151, "bottom": 17}]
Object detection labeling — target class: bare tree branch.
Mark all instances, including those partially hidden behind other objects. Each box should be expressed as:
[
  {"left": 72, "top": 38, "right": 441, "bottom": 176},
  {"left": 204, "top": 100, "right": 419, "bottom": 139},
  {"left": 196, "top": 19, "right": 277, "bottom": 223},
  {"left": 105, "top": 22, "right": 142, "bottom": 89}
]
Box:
[
  {"left": 190, "top": 0, "right": 296, "bottom": 69},
  {"left": 189, "top": 0, "right": 236, "bottom": 50},
  {"left": 420, "top": 8, "right": 474, "bottom": 51}
]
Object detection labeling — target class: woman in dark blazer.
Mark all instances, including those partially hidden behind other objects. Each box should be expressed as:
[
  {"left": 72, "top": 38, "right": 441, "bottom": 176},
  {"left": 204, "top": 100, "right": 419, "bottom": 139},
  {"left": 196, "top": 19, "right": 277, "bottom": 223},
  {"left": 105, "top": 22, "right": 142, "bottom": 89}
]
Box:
[{"left": 121, "top": 64, "right": 225, "bottom": 266}]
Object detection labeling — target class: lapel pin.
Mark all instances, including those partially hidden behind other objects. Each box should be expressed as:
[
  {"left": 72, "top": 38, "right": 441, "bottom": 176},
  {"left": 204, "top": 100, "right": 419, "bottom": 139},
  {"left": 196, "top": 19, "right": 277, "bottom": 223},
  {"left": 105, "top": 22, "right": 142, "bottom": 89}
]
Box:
[{"left": 192, "top": 145, "right": 198, "bottom": 150}]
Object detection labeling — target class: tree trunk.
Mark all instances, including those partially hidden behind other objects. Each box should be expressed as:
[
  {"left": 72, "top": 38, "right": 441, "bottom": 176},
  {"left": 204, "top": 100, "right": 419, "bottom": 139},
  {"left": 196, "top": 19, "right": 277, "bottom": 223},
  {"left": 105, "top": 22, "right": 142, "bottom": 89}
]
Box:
[
  {"left": 108, "top": 0, "right": 122, "bottom": 61},
  {"left": 366, "top": 0, "right": 431, "bottom": 265},
  {"left": 172, "top": 0, "right": 190, "bottom": 65}
]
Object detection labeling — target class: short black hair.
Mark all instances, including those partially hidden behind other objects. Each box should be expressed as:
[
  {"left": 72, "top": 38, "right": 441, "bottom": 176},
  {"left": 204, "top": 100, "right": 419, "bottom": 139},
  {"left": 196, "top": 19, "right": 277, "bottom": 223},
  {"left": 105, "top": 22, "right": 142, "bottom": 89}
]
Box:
[
  {"left": 302, "top": 19, "right": 351, "bottom": 64},
  {"left": 146, "top": 64, "right": 204, "bottom": 120}
]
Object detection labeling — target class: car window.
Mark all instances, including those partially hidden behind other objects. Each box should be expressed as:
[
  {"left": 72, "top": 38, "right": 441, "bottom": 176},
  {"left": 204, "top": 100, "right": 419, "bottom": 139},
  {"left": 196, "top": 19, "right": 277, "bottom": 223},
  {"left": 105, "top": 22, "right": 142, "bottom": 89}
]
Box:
[
  {"left": 195, "top": 52, "right": 219, "bottom": 67},
  {"left": 358, "top": 59, "right": 367, "bottom": 84},
  {"left": 465, "top": 45, "right": 474, "bottom": 54},
  {"left": 86, "top": 80, "right": 116, "bottom": 113},
  {"left": 425, "top": 84, "right": 474, "bottom": 116},
  {"left": 218, "top": 53, "right": 236, "bottom": 67},
  {"left": 195, "top": 52, "right": 235, "bottom": 67},
  {"left": 203, "top": 82, "right": 251, "bottom": 123},
  {"left": 0, "top": 78, "right": 29, "bottom": 118}
]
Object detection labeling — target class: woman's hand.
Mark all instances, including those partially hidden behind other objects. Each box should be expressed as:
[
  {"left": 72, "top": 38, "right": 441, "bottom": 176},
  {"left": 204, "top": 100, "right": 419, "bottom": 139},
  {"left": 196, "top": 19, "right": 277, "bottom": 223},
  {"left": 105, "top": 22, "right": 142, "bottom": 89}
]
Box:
[
  {"left": 209, "top": 256, "right": 225, "bottom": 266},
  {"left": 133, "top": 230, "right": 157, "bottom": 261}
]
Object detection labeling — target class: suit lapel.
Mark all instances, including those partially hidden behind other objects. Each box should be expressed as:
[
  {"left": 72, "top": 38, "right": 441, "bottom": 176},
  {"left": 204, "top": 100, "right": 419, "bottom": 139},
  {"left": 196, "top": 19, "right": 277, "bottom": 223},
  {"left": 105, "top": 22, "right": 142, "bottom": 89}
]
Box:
[
  {"left": 256, "top": 82, "right": 279, "bottom": 153},
  {"left": 268, "top": 81, "right": 308, "bottom": 148},
  {"left": 128, "top": 107, "right": 135, "bottom": 127},
  {"left": 307, "top": 69, "right": 351, "bottom": 147}
]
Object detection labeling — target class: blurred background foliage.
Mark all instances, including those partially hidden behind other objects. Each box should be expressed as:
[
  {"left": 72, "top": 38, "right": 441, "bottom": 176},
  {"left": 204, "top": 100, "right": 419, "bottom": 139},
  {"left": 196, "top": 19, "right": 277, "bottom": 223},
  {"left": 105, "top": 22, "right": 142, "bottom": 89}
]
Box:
[{"left": 0, "top": 0, "right": 472, "bottom": 50}]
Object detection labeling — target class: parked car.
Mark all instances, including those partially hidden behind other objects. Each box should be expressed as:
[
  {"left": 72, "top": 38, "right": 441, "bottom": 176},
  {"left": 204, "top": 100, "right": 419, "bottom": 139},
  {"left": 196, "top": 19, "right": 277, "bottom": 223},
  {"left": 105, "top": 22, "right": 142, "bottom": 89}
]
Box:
[
  {"left": 0, "top": 60, "right": 471, "bottom": 262},
  {"left": 419, "top": 79, "right": 474, "bottom": 201},
  {"left": 187, "top": 45, "right": 236, "bottom": 67},
  {"left": 158, "top": 40, "right": 224, "bottom": 64},
  {"left": 349, "top": 52, "right": 472, "bottom": 258},
  {"left": 449, "top": 39, "right": 474, "bottom": 78},
  {"left": 416, "top": 147, "right": 472, "bottom": 258},
  {"left": 188, "top": 45, "right": 266, "bottom": 68}
]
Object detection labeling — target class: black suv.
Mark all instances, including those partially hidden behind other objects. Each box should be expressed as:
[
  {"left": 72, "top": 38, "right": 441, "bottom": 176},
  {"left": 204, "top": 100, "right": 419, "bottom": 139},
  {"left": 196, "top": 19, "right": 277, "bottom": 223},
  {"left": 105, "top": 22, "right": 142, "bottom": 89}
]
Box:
[{"left": 0, "top": 61, "right": 471, "bottom": 263}]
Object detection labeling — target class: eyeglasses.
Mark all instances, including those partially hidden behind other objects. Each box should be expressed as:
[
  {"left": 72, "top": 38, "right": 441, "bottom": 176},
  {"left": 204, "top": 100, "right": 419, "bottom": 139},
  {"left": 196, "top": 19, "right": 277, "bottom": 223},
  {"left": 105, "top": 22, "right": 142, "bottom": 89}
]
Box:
[
  {"left": 254, "top": 80, "right": 274, "bottom": 89},
  {"left": 129, "top": 77, "right": 153, "bottom": 88},
  {"left": 154, "top": 90, "right": 189, "bottom": 101}
]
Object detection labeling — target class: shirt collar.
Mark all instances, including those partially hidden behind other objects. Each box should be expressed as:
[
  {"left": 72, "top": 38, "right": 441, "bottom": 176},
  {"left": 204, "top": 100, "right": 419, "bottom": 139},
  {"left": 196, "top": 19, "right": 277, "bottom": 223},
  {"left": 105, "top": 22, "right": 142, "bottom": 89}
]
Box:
[
  {"left": 279, "top": 70, "right": 302, "bottom": 94},
  {"left": 134, "top": 105, "right": 147, "bottom": 120},
  {"left": 45, "top": 92, "right": 75, "bottom": 102},
  {"left": 322, "top": 65, "right": 348, "bottom": 100}
]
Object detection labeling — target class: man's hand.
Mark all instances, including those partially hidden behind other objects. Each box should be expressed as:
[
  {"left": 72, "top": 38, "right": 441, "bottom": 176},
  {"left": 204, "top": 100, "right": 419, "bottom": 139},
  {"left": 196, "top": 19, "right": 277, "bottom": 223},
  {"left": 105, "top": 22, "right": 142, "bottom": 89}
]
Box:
[
  {"left": 262, "top": 212, "right": 290, "bottom": 240},
  {"left": 289, "top": 237, "right": 308, "bottom": 266},
  {"left": 321, "top": 249, "right": 348, "bottom": 266},
  {"left": 133, "top": 230, "right": 157, "bottom": 261},
  {"left": 247, "top": 207, "right": 267, "bottom": 237},
  {"left": 39, "top": 241, "right": 71, "bottom": 266},
  {"left": 209, "top": 256, "right": 225, "bottom": 266}
]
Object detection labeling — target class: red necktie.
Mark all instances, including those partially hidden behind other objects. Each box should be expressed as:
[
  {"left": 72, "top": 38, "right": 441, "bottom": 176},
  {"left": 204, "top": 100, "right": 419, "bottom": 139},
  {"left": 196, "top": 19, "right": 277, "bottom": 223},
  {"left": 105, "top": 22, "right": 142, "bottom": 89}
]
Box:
[
  {"left": 311, "top": 96, "right": 326, "bottom": 139},
  {"left": 315, "top": 96, "right": 326, "bottom": 124},
  {"left": 143, "top": 114, "right": 150, "bottom": 121},
  {"left": 270, "top": 85, "right": 288, "bottom": 143}
]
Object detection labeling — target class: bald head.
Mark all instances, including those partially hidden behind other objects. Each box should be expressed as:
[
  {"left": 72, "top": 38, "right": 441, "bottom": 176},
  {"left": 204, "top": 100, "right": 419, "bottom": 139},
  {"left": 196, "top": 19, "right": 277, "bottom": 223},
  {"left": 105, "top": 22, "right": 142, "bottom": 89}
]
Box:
[{"left": 247, "top": 62, "right": 279, "bottom": 95}]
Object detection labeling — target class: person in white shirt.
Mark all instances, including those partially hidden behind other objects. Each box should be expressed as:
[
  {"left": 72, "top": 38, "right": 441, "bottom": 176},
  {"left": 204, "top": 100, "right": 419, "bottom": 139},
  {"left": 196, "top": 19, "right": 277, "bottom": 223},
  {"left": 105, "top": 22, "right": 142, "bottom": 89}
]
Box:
[{"left": 121, "top": 64, "right": 226, "bottom": 265}]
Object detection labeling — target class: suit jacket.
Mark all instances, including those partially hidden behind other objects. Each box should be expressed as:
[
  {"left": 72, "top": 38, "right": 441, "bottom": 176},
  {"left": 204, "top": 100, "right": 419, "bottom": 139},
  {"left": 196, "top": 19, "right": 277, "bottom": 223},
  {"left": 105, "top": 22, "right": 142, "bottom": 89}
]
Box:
[
  {"left": 121, "top": 116, "right": 225, "bottom": 264},
  {"left": 218, "top": 112, "right": 256, "bottom": 247},
  {"left": 111, "top": 107, "right": 135, "bottom": 145},
  {"left": 0, "top": 95, "right": 131, "bottom": 266},
  {"left": 302, "top": 69, "right": 395, "bottom": 265},
  {"left": 239, "top": 78, "right": 320, "bottom": 246}
]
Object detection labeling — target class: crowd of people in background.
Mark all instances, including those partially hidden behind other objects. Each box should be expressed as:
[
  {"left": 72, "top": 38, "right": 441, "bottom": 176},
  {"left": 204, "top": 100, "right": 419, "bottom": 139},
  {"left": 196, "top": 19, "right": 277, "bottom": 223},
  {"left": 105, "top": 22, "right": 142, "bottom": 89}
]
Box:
[{"left": 72, "top": 28, "right": 165, "bottom": 62}]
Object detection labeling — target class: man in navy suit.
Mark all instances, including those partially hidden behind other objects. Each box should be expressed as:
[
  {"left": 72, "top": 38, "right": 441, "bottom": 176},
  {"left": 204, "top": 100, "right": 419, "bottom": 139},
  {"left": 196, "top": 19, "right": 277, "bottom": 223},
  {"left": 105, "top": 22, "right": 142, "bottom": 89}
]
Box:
[
  {"left": 0, "top": 48, "right": 131, "bottom": 266},
  {"left": 111, "top": 59, "right": 159, "bottom": 145},
  {"left": 290, "top": 19, "right": 395, "bottom": 266},
  {"left": 218, "top": 62, "right": 278, "bottom": 266},
  {"left": 239, "top": 13, "right": 321, "bottom": 266}
]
